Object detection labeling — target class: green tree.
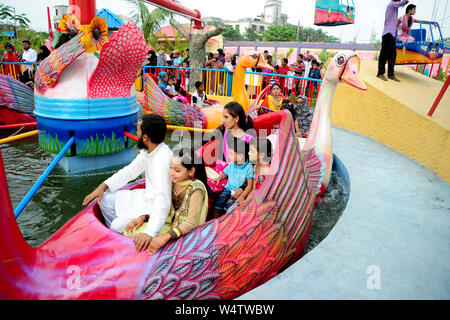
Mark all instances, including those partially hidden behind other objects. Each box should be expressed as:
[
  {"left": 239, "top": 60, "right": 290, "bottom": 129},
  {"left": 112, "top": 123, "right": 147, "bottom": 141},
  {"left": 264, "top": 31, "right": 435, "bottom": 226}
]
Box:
[
  {"left": 263, "top": 25, "right": 297, "bottom": 41},
  {"left": 244, "top": 27, "right": 261, "bottom": 41},
  {"left": 222, "top": 25, "right": 242, "bottom": 41},
  {"left": 126, "top": 0, "right": 172, "bottom": 43},
  {"left": 0, "top": 4, "right": 14, "bottom": 23},
  {"left": 13, "top": 13, "right": 30, "bottom": 28}
]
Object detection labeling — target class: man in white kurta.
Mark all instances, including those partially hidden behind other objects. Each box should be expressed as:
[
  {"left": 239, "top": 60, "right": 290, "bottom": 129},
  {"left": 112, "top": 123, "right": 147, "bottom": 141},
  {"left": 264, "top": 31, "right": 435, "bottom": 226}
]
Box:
[
  {"left": 83, "top": 114, "right": 172, "bottom": 251},
  {"left": 101, "top": 143, "right": 172, "bottom": 236}
]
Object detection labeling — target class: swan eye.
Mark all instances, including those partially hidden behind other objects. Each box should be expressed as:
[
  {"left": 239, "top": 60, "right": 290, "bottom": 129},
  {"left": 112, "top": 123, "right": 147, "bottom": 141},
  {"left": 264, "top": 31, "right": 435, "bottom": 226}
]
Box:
[
  {"left": 251, "top": 54, "right": 258, "bottom": 59},
  {"left": 336, "top": 56, "right": 345, "bottom": 66}
]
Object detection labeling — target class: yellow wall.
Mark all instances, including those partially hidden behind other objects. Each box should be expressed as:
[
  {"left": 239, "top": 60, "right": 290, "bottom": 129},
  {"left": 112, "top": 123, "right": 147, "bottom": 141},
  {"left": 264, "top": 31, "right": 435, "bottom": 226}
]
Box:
[{"left": 332, "top": 83, "right": 450, "bottom": 184}]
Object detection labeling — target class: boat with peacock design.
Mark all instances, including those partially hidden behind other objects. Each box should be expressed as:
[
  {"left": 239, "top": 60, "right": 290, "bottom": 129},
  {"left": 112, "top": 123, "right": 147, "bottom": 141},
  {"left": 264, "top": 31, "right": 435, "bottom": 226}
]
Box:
[
  {"left": 0, "top": 51, "right": 366, "bottom": 299},
  {"left": 139, "top": 53, "right": 274, "bottom": 130}
]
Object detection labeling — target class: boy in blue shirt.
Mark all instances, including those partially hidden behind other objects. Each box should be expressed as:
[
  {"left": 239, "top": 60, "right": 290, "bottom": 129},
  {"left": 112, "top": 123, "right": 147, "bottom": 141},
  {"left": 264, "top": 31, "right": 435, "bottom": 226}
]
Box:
[{"left": 211, "top": 140, "right": 254, "bottom": 219}]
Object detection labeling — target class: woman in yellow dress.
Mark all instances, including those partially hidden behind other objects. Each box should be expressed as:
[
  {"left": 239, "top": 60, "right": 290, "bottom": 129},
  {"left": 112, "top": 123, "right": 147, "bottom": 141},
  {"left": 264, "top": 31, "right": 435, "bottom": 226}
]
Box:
[{"left": 124, "top": 147, "right": 212, "bottom": 256}]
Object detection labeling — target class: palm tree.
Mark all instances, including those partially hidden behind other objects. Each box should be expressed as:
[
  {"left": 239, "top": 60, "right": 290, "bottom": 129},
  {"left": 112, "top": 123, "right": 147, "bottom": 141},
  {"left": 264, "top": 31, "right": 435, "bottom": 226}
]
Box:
[
  {"left": 13, "top": 13, "right": 30, "bottom": 29},
  {"left": 126, "top": 0, "right": 172, "bottom": 43},
  {"left": 0, "top": 4, "right": 14, "bottom": 23}
]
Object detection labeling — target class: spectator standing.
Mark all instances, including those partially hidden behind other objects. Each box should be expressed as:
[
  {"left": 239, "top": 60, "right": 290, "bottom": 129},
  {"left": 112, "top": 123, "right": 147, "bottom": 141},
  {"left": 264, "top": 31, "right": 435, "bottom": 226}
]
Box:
[
  {"left": 262, "top": 55, "right": 274, "bottom": 89},
  {"left": 156, "top": 50, "right": 166, "bottom": 67},
  {"left": 172, "top": 49, "right": 184, "bottom": 88},
  {"left": 183, "top": 48, "right": 190, "bottom": 66},
  {"left": 217, "top": 48, "right": 226, "bottom": 65},
  {"left": 377, "top": 0, "right": 409, "bottom": 82},
  {"left": 277, "top": 58, "right": 290, "bottom": 93},
  {"left": 304, "top": 54, "right": 314, "bottom": 80},
  {"left": 205, "top": 50, "right": 224, "bottom": 95},
  {"left": 37, "top": 45, "right": 51, "bottom": 63},
  {"left": 2, "top": 43, "right": 20, "bottom": 77},
  {"left": 21, "top": 40, "right": 37, "bottom": 71}
]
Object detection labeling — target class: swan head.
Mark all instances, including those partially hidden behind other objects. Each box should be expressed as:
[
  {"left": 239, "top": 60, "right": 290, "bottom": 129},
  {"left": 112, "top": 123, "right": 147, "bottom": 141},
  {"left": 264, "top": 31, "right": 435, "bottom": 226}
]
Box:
[
  {"left": 238, "top": 52, "right": 274, "bottom": 70},
  {"left": 323, "top": 51, "right": 367, "bottom": 90}
]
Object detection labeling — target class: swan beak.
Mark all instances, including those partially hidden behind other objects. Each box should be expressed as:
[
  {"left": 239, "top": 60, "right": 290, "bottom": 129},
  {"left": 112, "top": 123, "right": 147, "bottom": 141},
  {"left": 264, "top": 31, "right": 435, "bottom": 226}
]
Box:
[
  {"left": 257, "top": 58, "right": 274, "bottom": 70},
  {"left": 341, "top": 56, "right": 367, "bottom": 91}
]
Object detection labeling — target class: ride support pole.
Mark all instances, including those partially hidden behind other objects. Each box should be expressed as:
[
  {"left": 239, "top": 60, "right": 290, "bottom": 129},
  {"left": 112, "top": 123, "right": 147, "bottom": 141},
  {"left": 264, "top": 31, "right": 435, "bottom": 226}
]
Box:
[
  {"left": 13, "top": 136, "right": 75, "bottom": 218},
  {"left": 0, "top": 122, "right": 37, "bottom": 130},
  {"left": 0, "top": 130, "right": 38, "bottom": 145},
  {"left": 427, "top": 75, "right": 450, "bottom": 117}
]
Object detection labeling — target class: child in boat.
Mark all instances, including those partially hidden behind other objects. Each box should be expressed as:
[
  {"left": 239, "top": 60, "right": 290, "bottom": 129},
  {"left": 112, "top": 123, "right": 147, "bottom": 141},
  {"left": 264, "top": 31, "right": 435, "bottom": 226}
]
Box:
[
  {"left": 210, "top": 140, "right": 254, "bottom": 219},
  {"left": 124, "top": 147, "right": 212, "bottom": 256},
  {"left": 246, "top": 137, "right": 273, "bottom": 198},
  {"left": 191, "top": 80, "right": 213, "bottom": 111},
  {"left": 166, "top": 75, "right": 189, "bottom": 104}
]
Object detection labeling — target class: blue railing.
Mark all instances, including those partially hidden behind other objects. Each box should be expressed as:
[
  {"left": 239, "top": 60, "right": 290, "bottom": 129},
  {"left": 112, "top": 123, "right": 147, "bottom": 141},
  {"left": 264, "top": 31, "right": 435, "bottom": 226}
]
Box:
[{"left": 142, "top": 65, "right": 323, "bottom": 106}]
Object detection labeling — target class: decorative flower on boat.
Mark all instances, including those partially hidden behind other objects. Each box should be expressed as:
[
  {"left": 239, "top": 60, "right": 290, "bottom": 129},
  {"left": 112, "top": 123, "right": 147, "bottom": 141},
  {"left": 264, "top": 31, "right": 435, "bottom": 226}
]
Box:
[
  {"left": 58, "top": 14, "right": 81, "bottom": 38},
  {"left": 82, "top": 16, "right": 108, "bottom": 53}
]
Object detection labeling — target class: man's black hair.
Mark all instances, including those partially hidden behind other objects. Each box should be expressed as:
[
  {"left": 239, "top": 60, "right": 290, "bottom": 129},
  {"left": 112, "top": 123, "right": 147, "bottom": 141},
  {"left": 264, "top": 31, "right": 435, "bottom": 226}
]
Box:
[
  {"left": 195, "top": 81, "right": 203, "bottom": 89},
  {"left": 22, "top": 40, "right": 31, "bottom": 45},
  {"left": 140, "top": 114, "right": 167, "bottom": 144}
]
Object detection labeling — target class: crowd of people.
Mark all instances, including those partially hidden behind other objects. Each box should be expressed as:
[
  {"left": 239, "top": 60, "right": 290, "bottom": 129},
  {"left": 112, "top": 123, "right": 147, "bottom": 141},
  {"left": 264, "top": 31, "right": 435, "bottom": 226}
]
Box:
[
  {"left": 1, "top": 40, "right": 51, "bottom": 89},
  {"left": 82, "top": 103, "right": 280, "bottom": 253}
]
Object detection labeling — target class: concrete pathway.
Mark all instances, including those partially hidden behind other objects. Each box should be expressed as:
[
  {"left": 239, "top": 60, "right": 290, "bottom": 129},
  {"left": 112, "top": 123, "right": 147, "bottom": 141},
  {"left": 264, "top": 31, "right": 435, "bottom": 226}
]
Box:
[{"left": 239, "top": 127, "right": 450, "bottom": 300}]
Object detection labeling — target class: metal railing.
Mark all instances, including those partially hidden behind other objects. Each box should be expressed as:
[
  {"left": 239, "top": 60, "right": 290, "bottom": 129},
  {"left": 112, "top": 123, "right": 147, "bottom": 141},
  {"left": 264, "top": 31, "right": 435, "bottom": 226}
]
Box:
[
  {"left": 0, "top": 62, "right": 40, "bottom": 80},
  {"left": 142, "top": 66, "right": 322, "bottom": 108}
]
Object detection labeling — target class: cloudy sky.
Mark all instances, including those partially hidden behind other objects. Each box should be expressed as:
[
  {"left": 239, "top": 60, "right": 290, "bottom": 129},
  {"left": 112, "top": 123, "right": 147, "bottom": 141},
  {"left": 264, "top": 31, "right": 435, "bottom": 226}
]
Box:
[{"left": 4, "top": 0, "right": 450, "bottom": 43}]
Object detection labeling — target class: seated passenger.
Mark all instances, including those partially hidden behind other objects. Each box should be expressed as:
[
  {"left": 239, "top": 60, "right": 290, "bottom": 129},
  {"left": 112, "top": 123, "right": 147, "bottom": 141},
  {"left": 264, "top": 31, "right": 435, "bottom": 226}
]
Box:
[
  {"left": 124, "top": 147, "right": 212, "bottom": 256},
  {"left": 191, "top": 81, "right": 213, "bottom": 111},
  {"left": 258, "top": 83, "right": 284, "bottom": 115},
  {"left": 210, "top": 140, "right": 254, "bottom": 219},
  {"left": 397, "top": 4, "right": 438, "bottom": 43},
  {"left": 82, "top": 114, "right": 172, "bottom": 252},
  {"left": 166, "top": 75, "right": 189, "bottom": 104},
  {"left": 246, "top": 137, "right": 272, "bottom": 198},
  {"left": 158, "top": 71, "right": 168, "bottom": 93}
]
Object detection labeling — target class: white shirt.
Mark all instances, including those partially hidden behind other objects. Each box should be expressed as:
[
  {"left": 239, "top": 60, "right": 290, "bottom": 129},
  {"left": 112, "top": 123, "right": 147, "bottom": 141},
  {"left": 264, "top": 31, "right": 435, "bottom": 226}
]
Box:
[
  {"left": 103, "top": 143, "right": 172, "bottom": 237},
  {"left": 22, "top": 48, "right": 37, "bottom": 70},
  {"left": 191, "top": 90, "right": 208, "bottom": 107},
  {"left": 304, "top": 61, "right": 312, "bottom": 80}
]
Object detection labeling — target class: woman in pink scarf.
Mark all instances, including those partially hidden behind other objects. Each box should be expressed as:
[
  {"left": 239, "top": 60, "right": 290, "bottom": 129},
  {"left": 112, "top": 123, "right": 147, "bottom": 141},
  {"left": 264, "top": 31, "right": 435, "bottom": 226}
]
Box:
[{"left": 397, "top": 4, "right": 437, "bottom": 43}]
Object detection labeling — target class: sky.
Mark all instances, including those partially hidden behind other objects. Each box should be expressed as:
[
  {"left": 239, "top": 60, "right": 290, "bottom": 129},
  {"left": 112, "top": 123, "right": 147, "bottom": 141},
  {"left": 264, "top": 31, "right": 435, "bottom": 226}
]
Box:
[{"left": 3, "top": 0, "right": 450, "bottom": 43}]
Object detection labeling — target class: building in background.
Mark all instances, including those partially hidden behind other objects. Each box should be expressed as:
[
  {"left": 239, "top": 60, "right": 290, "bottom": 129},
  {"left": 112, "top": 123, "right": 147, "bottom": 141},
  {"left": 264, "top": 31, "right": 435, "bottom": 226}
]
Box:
[
  {"left": 52, "top": 5, "right": 68, "bottom": 29},
  {"left": 204, "top": 0, "right": 288, "bottom": 35}
]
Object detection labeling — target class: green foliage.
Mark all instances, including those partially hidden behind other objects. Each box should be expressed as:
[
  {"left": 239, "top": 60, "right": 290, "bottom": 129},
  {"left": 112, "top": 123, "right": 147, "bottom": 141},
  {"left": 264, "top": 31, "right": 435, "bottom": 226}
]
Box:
[
  {"left": 126, "top": 0, "right": 172, "bottom": 44},
  {"left": 317, "top": 49, "right": 336, "bottom": 64},
  {"left": 149, "top": 27, "right": 189, "bottom": 53},
  {"left": 272, "top": 47, "right": 294, "bottom": 65},
  {"left": 444, "top": 37, "right": 450, "bottom": 47},
  {"left": 244, "top": 27, "right": 261, "bottom": 41},
  {"left": 222, "top": 25, "right": 242, "bottom": 41},
  {"left": 262, "top": 25, "right": 297, "bottom": 41}
]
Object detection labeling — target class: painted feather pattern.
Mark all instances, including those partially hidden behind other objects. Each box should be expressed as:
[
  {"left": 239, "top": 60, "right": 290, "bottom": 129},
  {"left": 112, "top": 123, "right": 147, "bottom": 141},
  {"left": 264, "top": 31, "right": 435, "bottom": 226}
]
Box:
[
  {"left": 88, "top": 21, "right": 147, "bottom": 98},
  {"left": 0, "top": 74, "right": 34, "bottom": 114},
  {"left": 34, "top": 33, "right": 85, "bottom": 94},
  {"left": 137, "top": 111, "right": 316, "bottom": 300},
  {"left": 141, "top": 73, "right": 207, "bottom": 128}
]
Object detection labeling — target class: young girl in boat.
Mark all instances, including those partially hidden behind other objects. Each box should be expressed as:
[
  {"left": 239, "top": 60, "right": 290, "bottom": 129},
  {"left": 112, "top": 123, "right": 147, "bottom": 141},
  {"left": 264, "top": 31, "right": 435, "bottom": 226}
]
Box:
[
  {"left": 124, "top": 147, "right": 212, "bottom": 256},
  {"left": 246, "top": 137, "right": 273, "bottom": 198}
]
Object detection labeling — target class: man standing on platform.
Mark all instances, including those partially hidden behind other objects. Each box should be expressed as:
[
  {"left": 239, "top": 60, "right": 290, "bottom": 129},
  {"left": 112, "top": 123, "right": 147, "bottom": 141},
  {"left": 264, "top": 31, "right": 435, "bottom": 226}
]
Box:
[{"left": 376, "top": 0, "right": 409, "bottom": 82}]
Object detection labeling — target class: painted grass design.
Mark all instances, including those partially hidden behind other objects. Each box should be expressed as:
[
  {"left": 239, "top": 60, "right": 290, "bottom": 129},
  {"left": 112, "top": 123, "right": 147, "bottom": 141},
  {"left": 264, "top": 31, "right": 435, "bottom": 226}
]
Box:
[
  {"left": 79, "top": 132, "right": 126, "bottom": 157},
  {"left": 39, "top": 131, "right": 71, "bottom": 156}
]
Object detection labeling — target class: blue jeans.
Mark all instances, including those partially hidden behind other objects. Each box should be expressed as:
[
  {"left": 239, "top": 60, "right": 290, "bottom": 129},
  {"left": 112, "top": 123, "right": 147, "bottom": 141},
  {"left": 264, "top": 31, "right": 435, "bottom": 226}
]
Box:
[{"left": 213, "top": 189, "right": 235, "bottom": 211}]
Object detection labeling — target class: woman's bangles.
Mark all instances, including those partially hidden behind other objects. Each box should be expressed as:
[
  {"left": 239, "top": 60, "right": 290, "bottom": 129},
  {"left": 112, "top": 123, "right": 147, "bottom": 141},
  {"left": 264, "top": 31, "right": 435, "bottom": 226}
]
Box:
[{"left": 169, "top": 227, "right": 182, "bottom": 240}]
